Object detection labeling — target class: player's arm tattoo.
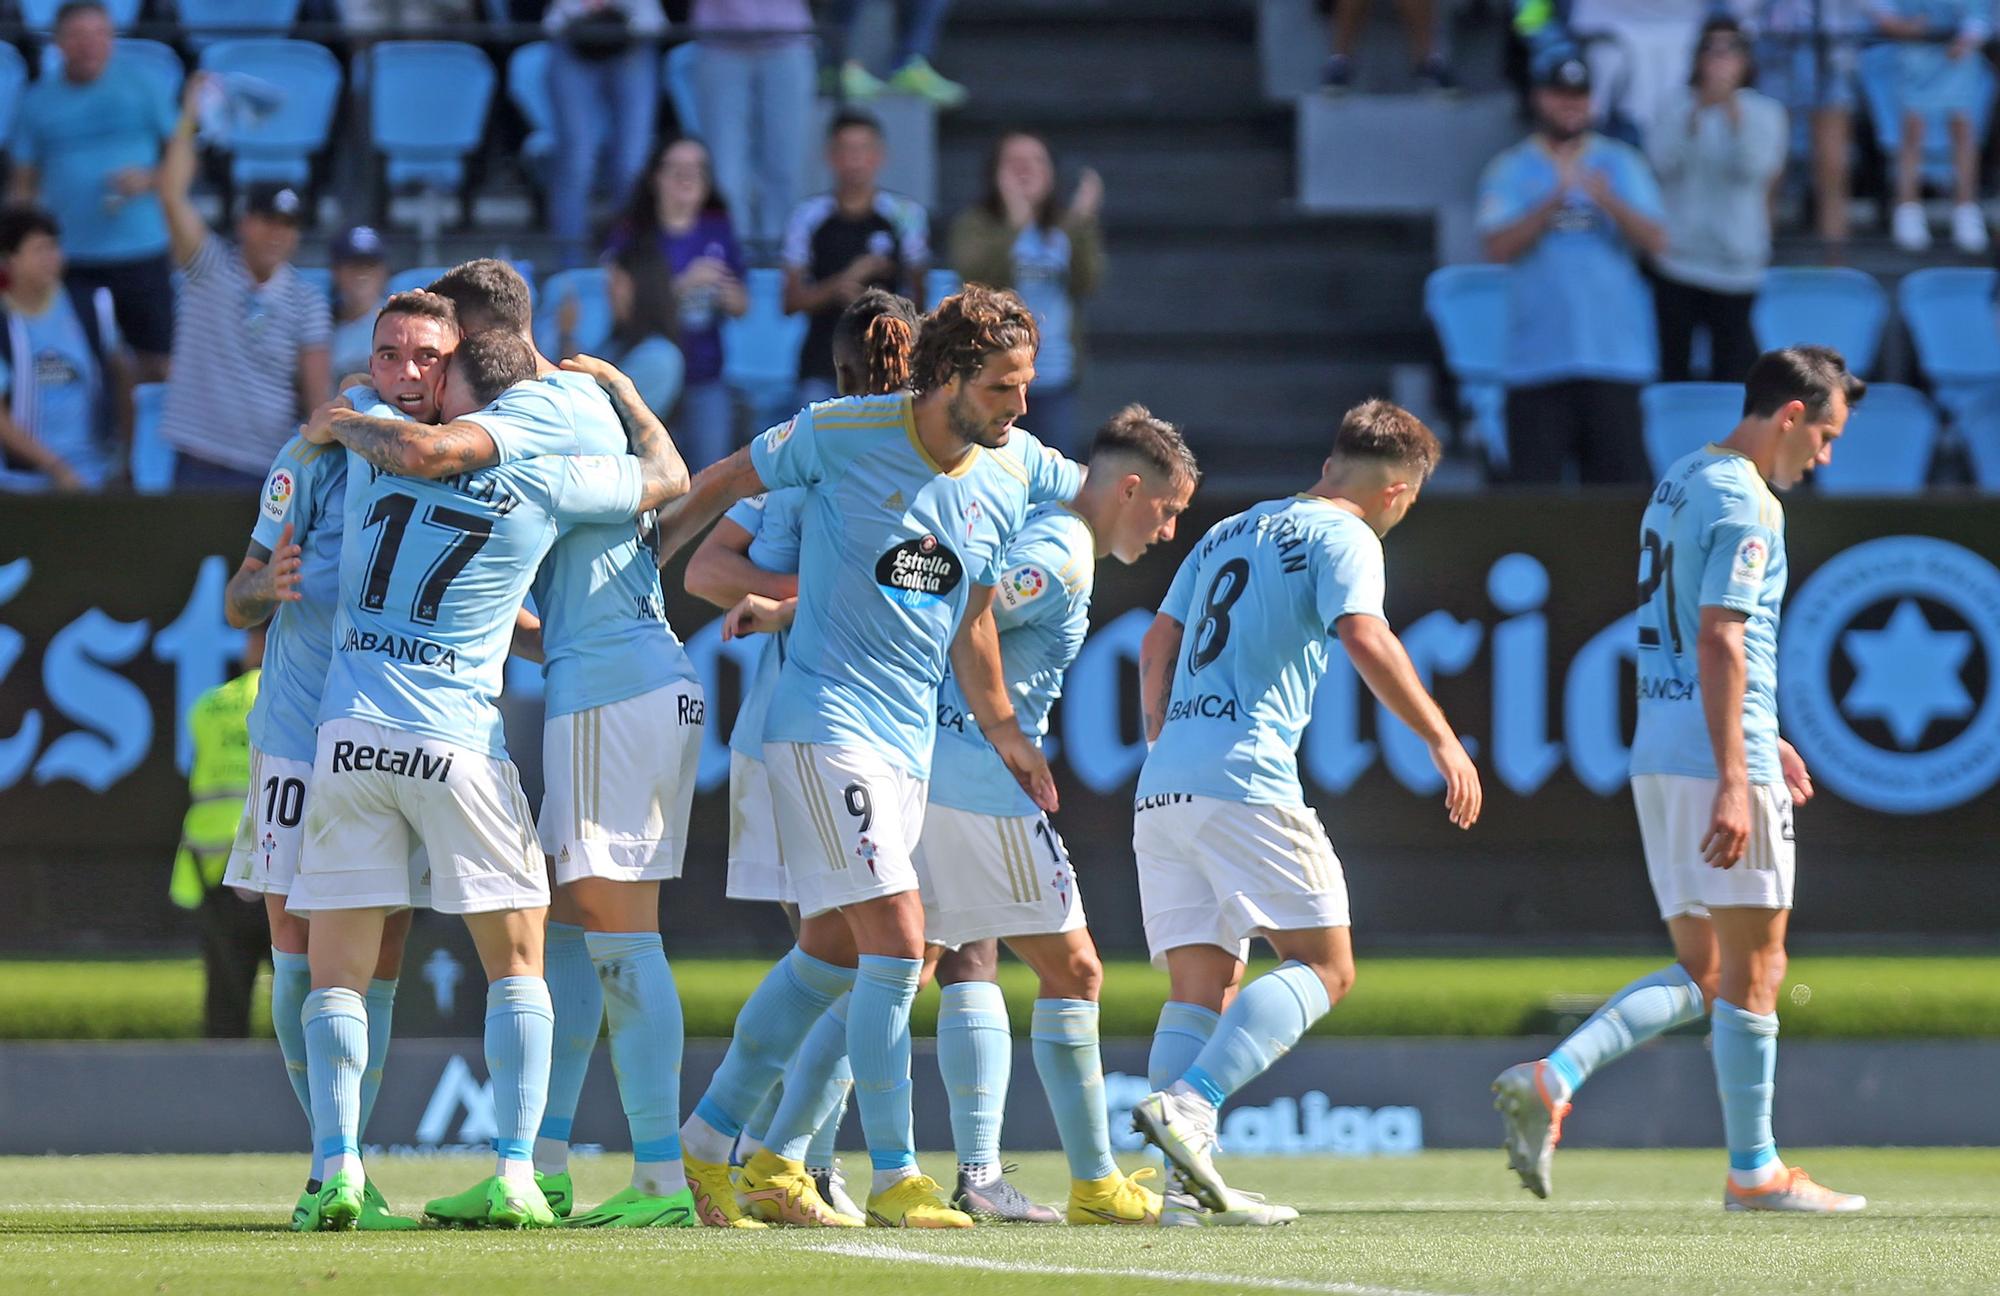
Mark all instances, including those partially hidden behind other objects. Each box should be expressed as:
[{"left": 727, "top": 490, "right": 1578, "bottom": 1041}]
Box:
[
  {"left": 1139, "top": 613, "right": 1184, "bottom": 743},
  {"left": 597, "top": 371, "right": 691, "bottom": 511},
  {"left": 327, "top": 411, "right": 500, "bottom": 479},
  {"left": 224, "top": 543, "right": 278, "bottom": 630}
]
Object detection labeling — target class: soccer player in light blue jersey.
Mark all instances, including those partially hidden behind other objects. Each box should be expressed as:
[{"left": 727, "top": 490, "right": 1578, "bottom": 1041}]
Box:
[
  {"left": 904, "top": 404, "right": 1196, "bottom": 1227},
  {"left": 1129, "top": 401, "right": 1480, "bottom": 1225},
  {"left": 218, "top": 292, "right": 457, "bottom": 1233},
  {"left": 652, "top": 285, "right": 1081, "bottom": 1228},
  {"left": 314, "top": 260, "right": 705, "bottom": 1230},
  {"left": 1494, "top": 347, "right": 1867, "bottom": 1214},
  {"left": 286, "top": 327, "right": 689, "bottom": 1232}
]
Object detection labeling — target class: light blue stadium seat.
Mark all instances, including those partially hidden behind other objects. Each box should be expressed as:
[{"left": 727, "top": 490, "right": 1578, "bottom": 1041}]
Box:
[
  {"left": 178, "top": 0, "right": 302, "bottom": 50},
  {"left": 370, "top": 42, "right": 496, "bottom": 191},
  {"left": 198, "top": 40, "right": 341, "bottom": 188},
  {"left": 1423, "top": 264, "right": 1510, "bottom": 468},
  {"left": 42, "top": 38, "right": 183, "bottom": 105},
  {"left": 723, "top": 266, "right": 808, "bottom": 428},
  {"left": 664, "top": 43, "right": 701, "bottom": 137},
  {"left": 1948, "top": 403, "right": 2000, "bottom": 488},
  {"left": 507, "top": 42, "right": 555, "bottom": 188},
  {"left": 130, "top": 383, "right": 174, "bottom": 495},
  {"left": 20, "top": 0, "right": 140, "bottom": 28},
  {"left": 1641, "top": 382, "right": 1743, "bottom": 478},
  {"left": 0, "top": 44, "right": 25, "bottom": 148},
  {"left": 1813, "top": 381, "right": 1937, "bottom": 495},
  {"left": 1752, "top": 266, "right": 1889, "bottom": 377},
  {"left": 534, "top": 267, "right": 614, "bottom": 359},
  {"left": 385, "top": 265, "right": 451, "bottom": 296},
  {"left": 620, "top": 335, "right": 686, "bottom": 416},
  {"left": 924, "top": 267, "right": 961, "bottom": 305},
  {"left": 1897, "top": 266, "right": 2000, "bottom": 422},
  {"left": 1857, "top": 43, "right": 1995, "bottom": 191}
]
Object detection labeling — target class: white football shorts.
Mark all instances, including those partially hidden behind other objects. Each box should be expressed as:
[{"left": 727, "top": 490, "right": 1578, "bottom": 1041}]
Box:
[
  {"left": 1632, "top": 773, "right": 1796, "bottom": 919},
  {"left": 541, "top": 679, "right": 705, "bottom": 885},
  {"left": 726, "top": 750, "right": 794, "bottom": 904},
  {"left": 1133, "top": 793, "right": 1351, "bottom": 967},
  {"left": 225, "top": 746, "right": 429, "bottom": 904},
  {"left": 288, "top": 718, "right": 546, "bottom": 916},
  {"left": 763, "top": 740, "right": 926, "bottom": 920},
  {"left": 914, "top": 804, "right": 1085, "bottom": 949}
]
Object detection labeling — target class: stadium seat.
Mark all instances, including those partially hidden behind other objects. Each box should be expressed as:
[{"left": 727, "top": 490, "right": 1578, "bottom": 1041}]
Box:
[
  {"left": 41, "top": 39, "right": 183, "bottom": 105},
  {"left": 619, "top": 336, "right": 687, "bottom": 417},
  {"left": 130, "top": 383, "right": 174, "bottom": 495},
  {"left": 1641, "top": 382, "right": 1742, "bottom": 478},
  {"left": 533, "top": 267, "right": 614, "bottom": 359},
  {"left": 1752, "top": 267, "right": 1889, "bottom": 377},
  {"left": 0, "top": 44, "right": 25, "bottom": 148},
  {"left": 178, "top": 0, "right": 303, "bottom": 50},
  {"left": 19, "top": 0, "right": 139, "bottom": 28},
  {"left": 723, "top": 266, "right": 808, "bottom": 429},
  {"left": 1423, "top": 264, "right": 1510, "bottom": 468},
  {"left": 1897, "top": 267, "right": 2000, "bottom": 421},
  {"left": 663, "top": 43, "right": 701, "bottom": 138},
  {"left": 369, "top": 42, "right": 496, "bottom": 191},
  {"left": 197, "top": 40, "right": 341, "bottom": 189},
  {"left": 506, "top": 42, "right": 555, "bottom": 188},
  {"left": 925, "top": 267, "right": 962, "bottom": 305},
  {"left": 385, "top": 265, "right": 452, "bottom": 296},
  {"left": 1813, "top": 382, "right": 1937, "bottom": 495},
  {"left": 1949, "top": 403, "right": 2000, "bottom": 488},
  {"left": 1857, "top": 44, "right": 1994, "bottom": 191}
]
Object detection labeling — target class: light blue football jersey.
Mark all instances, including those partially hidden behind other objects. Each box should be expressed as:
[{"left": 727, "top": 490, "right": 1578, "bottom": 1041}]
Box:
[
  {"left": 1629, "top": 446, "right": 1786, "bottom": 785},
  {"left": 463, "top": 370, "right": 696, "bottom": 718},
  {"left": 724, "top": 488, "right": 804, "bottom": 764},
  {"left": 244, "top": 435, "right": 347, "bottom": 764},
  {"left": 930, "top": 503, "right": 1095, "bottom": 818},
  {"left": 748, "top": 393, "right": 1082, "bottom": 777},
  {"left": 317, "top": 448, "right": 645, "bottom": 758},
  {"left": 1139, "top": 496, "right": 1387, "bottom": 806}
]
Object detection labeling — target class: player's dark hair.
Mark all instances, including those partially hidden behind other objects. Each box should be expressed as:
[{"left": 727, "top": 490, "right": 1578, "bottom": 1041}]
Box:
[
  {"left": 1741, "top": 346, "right": 1867, "bottom": 422},
  {"left": 427, "top": 259, "right": 533, "bottom": 337},
  {"left": 374, "top": 289, "right": 458, "bottom": 336},
  {"left": 452, "top": 329, "right": 536, "bottom": 408},
  {"left": 1333, "top": 399, "right": 1442, "bottom": 482},
  {"left": 1088, "top": 404, "right": 1199, "bottom": 486},
  {"left": 980, "top": 130, "right": 1061, "bottom": 231},
  {"left": 828, "top": 108, "right": 884, "bottom": 142},
  {"left": 54, "top": 1, "right": 106, "bottom": 29},
  {"left": 910, "top": 284, "right": 1039, "bottom": 395},
  {"left": 0, "top": 206, "right": 59, "bottom": 258},
  {"left": 833, "top": 288, "right": 921, "bottom": 396}
]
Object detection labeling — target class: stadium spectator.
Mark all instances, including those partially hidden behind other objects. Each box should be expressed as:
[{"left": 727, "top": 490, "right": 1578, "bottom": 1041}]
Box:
[
  {"left": 1758, "top": 0, "right": 1866, "bottom": 247},
  {"left": 1566, "top": 0, "right": 1735, "bottom": 140},
  {"left": 781, "top": 111, "right": 929, "bottom": 406},
  {"left": 545, "top": 0, "right": 669, "bottom": 260},
  {"left": 948, "top": 131, "right": 1104, "bottom": 455},
  {"left": 1317, "top": 0, "right": 1458, "bottom": 91},
  {"left": 1479, "top": 49, "right": 1665, "bottom": 484},
  {"left": 157, "top": 78, "right": 330, "bottom": 491},
  {"left": 327, "top": 226, "right": 389, "bottom": 384},
  {"left": 821, "top": 0, "right": 968, "bottom": 107},
  {"left": 1648, "top": 18, "right": 1787, "bottom": 383},
  {"left": 556, "top": 246, "right": 692, "bottom": 440},
  {"left": 1874, "top": 0, "right": 1993, "bottom": 253},
  {"left": 7, "top": 1, "right": 178, "bottom": 383},
  {"left": 0, "top": 207, "right": 129, "bottom": 492},
  {"left": 606, "top": 136, "right": 748, "bottom": 466},
  {"left": 691, "top": 0, "right": 817, "bottom": 247}
]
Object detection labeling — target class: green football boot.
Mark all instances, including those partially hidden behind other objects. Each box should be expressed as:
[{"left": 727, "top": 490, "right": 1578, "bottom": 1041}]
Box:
[
  {"left": 424, "top": 1175, "right": 556, "bottom": 1229},
  {"left": 535, "top": 1169, "right": 575, "bottom": 1219},
  {"left": 564, "top": 1186, "right": 700, "bottom": 1229},
  {"left": 289, "top": 1186, "right": 320, "bottom": 1233},
  {"left": 316, "top": 1170, "right": 364, "bottom": 1231},
  {"left": 359, "top": 1178, "right": 420, "bottom": 1231}
]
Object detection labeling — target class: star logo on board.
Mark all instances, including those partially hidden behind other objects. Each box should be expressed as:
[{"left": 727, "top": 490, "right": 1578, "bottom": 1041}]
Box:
[{"left": 1840, "top": 599, "right": 1974, "bottom": 749}]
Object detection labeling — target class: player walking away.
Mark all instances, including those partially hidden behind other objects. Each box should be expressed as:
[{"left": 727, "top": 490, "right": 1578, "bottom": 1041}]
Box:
[
  {"left": 1493, "top": 347, "right": 1867, "bottom": 1215},
  {"left": 314, "top": 260, "right": 705, "bottom": 1230},
  {"left": 1129, "top": 401, "right": 1481, "bottom": 1226},
  {"left": 652, "top": 285, "right": 1079, "bottom": 1229},
  {"left": 683, "top": 289, "right": 920, "bottom": 1226},
  {"left": 220, "top": 290, "right": 460, "bottom": 1231},
  {"left": 288, "top": 328, "right": 688, "bottom": 1231},
  {"left": 903, "top": 405, "right": 1198, "bottom": 1227}
]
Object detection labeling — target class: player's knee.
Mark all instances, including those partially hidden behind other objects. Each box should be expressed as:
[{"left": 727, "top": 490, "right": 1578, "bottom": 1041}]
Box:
[
  {"left": 1320, "top": 961, "right": 1355, "bottom": 1006},
  {"left": 1050, "top": 948, "right": 1103, "bottom": 1002}
]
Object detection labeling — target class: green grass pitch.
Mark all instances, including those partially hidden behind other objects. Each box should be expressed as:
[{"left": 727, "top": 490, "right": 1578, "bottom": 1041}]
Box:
[{"left": 4, "top": 1149, "right": 1997, "bottom": 1294}]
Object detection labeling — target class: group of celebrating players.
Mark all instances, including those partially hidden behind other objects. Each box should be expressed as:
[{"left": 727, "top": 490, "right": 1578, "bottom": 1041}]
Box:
[{"left": 217, "top": 254, "right": 1865, "bottom": 1235}]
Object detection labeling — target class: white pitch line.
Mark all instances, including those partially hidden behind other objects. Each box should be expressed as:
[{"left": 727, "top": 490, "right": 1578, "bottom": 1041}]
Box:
[{"left": 811, "top": 1239, "right": 1468, "bottom": 1296}]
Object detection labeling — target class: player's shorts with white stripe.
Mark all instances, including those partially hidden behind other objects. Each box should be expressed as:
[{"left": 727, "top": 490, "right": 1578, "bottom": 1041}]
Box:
[
  {"left": 1632, "top": 773, "right": 1795, "bottom": 919},
  {"left": 1133, "top": 793, "right": 1351, "bottom": 967},
  {"left": 763, "top": 740, "right": 925, "bottom": 919},
  {"left": 726, "top": 750, "right": 795, "bottom": 903},
  {"left": 541, "top": 679, "right": 705, "bottom": 885},
  {"left": 225, "top": 746, "right": 431, "bottom": 904},
  {"left": 914, "top": 805, "right": 1085, "bottom": 949},
  {"left": 288, "top": 718, "right": 546, "bottom": 915}
]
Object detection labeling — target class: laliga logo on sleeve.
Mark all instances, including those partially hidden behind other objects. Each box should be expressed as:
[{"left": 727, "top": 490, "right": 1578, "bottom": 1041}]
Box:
[
  {"left": 1779, "top": 536, "right": 2000, "bottom": 814},
  {"left": 262, "top": 469, "right": 294, "bottom": 522},
  {"left": 1732, "top": 535, "right": 1767, "bottom": 584}
]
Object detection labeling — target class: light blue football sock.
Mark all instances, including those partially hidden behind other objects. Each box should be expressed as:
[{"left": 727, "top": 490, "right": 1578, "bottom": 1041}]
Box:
[
  {"left": 1182, "top": 962, "right": 1331, "bottom": 1109},
  {"left": 1712, "top": 999, "right": 1781, "bottom": 1177},
  {"left": 690, "top": 946, "right": 855, "bottom": 1144},
  {"left": 1148, "top": 1000, "right": 1221, "bottom": 1090},
  {"left": 302, "top": 987, "right": 367, "bottom": 1174},
  {"left": 807, "top": 1067, "right": 852, "bottom": 1168},
  {"left": 767, "top": 991, "right": 853, "bottom": 1163},
  {"left": 586, "top": 932, "right": 684, "bottom": 1187},
  {"left": 1546, "top": 963, "right": 1704, "bottom": 1097},
  {"left": 1032, "top": 998, "right": 1116, "bottom": 1182},
  {"left": 270, "top": 950, "right": 317, "bottom": 1179},
  {"left": 536, "top": 922, "right": 600, "bottom": 1169},
  {"left": 849, "top": 954, "right": 921, "bottom": 1172},
  {"left": 360, "top": 978, "right": 397, "bottom": 1141},
  {"left": 937, "top": 981, "right": 1010, "bottom": 1170},
  {"left": 486, "top": 976, "right": 555, "bottom": 1172},
  {"left": 743, "top": 1086, "right": 783, "bottom": 1150}
]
